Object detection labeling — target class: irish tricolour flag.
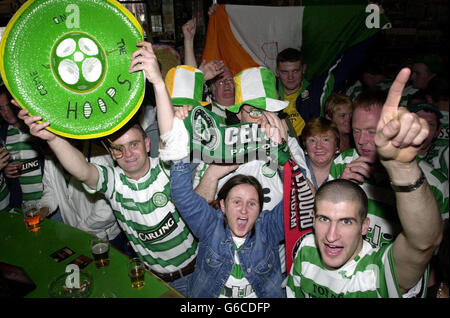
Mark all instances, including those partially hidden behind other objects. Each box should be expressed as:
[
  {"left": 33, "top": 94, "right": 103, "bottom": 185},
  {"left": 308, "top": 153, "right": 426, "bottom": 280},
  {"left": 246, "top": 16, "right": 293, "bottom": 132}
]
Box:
[{"left": 202, "top": 4, "right": 389, "bottom": 79}]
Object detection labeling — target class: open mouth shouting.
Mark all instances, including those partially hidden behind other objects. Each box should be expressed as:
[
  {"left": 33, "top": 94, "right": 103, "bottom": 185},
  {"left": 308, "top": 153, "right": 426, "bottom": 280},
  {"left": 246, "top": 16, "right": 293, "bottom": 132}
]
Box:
[{"left": 323, "top": 243, "right": 344, "bottom": 257}]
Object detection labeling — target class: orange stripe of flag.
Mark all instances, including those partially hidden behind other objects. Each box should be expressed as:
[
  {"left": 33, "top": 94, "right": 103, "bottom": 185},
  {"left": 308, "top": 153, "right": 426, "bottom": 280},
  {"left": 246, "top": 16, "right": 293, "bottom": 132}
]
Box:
[{"left": 201, "top": 5, "right": 259, "bottom": 76}]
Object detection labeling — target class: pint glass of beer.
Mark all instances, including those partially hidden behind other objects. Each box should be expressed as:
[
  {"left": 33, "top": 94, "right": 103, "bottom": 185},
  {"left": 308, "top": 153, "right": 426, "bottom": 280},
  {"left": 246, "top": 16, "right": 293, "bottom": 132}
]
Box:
[
  {"left": 9, "top": 150, "right": 23, "bottom": 174},
  {"left": 128, "top": 258, "right": 145, "bottom": 289},
  {"left": 90, "top": 231, "right": 110, "bottom": 268},
  {"left": 23, "top": 203, "right": 41, "bottom": 232}
]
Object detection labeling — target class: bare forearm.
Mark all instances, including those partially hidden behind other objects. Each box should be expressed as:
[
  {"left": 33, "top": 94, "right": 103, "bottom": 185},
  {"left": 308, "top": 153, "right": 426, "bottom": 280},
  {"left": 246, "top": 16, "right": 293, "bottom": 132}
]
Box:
[
  {"left": 184, "top": 39, "right": 197, "bottom": 68},
  {"left": 47, "top": 137, "right": 98, "bottom": 188},
  {"left": 385, "top": 160, "right": 442, "bottom": 250},
  {"left": 154, "top": 80, "right": 175, "bottom": 136},
  {"left": 386, "top": 160, "right": 443, "bottom": 291}
]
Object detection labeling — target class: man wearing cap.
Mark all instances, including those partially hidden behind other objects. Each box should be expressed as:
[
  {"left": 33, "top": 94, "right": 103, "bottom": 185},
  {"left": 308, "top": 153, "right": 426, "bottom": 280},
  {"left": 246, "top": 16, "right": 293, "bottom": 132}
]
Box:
[
  {"left": 18, "top": 42, "right": 198, "bottom": 296},
  {"left": 329, "top": 89, "right": 448, "bottom": 251},
  {"left": 407, "top": 102, "right": 449, "bottom": 180}
]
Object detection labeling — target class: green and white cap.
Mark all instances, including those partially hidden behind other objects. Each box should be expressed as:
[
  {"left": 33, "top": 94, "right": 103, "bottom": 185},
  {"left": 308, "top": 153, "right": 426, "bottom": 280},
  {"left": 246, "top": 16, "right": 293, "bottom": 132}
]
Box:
[
  {"left": 227, "top": 66, "right": 288, "bottom": 113},
  {"left": 165, "top": 65, "right": 209, "bottom": 106}
]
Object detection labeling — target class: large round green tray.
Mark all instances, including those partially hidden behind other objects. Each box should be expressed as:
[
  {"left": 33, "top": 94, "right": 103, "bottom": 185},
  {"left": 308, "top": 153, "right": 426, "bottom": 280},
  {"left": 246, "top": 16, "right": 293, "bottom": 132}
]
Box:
[{"left": 0, "top": 0, "right": 145, "bottom": 139}]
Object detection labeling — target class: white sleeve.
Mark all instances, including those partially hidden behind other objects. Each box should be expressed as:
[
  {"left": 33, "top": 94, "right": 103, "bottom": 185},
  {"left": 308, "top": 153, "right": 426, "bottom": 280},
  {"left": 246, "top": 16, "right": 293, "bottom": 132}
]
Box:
[
  {"left": 288, "top": 136, "right": 312, "bottom": 181},
  {"left": 159, "top": 117, "right": 190, "bottom": 161},
  {"left": 39, "top": 159, "right": 59, "bottom": 214}
]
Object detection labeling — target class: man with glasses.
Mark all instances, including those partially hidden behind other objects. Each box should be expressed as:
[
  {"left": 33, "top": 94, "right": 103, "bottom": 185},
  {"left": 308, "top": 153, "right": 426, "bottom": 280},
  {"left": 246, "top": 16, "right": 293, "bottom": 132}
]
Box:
[
  {"left": 17, "top": 42, "right": 197, "bottom": 296},
  {"left": 182, "top": 15, "right": 234, "bottom": 122},
  {"left": 207, "top": 67, "right": 235, "bottom": 119}
]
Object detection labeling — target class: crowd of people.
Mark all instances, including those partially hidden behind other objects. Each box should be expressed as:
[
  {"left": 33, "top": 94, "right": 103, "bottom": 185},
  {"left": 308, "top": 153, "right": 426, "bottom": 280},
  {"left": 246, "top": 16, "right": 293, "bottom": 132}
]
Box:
[{"left": 0, "top": 4, "right": 448, "bottom": 299}]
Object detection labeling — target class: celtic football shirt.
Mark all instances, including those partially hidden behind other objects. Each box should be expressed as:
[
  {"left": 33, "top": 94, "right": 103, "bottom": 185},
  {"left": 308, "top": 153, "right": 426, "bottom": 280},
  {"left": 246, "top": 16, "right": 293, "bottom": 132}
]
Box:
[
  {"left": 286, "top": 234, "right": 428, "bottom": 298},
  {"left": 84, "top": 157, "right": 198, "bottom": 273},
  {"left": 219, "top": 237, "right": 257, "bottom": 298},
  {"left": 329, "top": 148, "right": 449, "bottom": 248},
  {"left": 5, "top": 125, "right": 43, "bottom": 203}
]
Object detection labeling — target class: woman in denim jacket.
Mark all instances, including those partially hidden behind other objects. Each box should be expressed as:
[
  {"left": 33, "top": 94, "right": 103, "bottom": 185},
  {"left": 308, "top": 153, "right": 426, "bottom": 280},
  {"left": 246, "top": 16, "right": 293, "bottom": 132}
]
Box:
[{"left": 170, "top": 157, "right": 286, "bottom": 298}]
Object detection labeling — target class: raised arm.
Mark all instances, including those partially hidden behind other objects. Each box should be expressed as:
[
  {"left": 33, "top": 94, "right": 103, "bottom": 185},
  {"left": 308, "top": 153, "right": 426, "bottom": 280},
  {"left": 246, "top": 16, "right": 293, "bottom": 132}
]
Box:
[
  {"left": 182, "top": 18, "right": 198, "bottom": 68},
  {"left": 375, "top": 68, "right": 443, "bottom": 293},
  {"left": 17, "top": 109, "right": 99, "bottom": 189},
  {"left": 195, "top": 163, "right": 238, "bottom": 202},
  {"left": 129, "top": 42, "right": 174, "bottom": 136}
]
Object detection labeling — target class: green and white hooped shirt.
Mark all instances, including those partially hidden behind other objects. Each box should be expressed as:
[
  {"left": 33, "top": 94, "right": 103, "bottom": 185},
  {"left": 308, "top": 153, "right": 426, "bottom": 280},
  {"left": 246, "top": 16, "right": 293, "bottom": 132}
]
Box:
[
  {"left": 84, "top": 157, "right": 198, "bottom": 274},
  {"left": 329, "top": 149, "right": 449, "bottom": 248},
  {"left": 0, "top": 178, "right": 9, "bottom": 212},
  {"left": 286, "top": 234, "right": 429, "bottom": 298},
  {"left": 435, "top": 110, "right": 449, "bottom": 148},
  {"left": 5, "top": 125, "right": 43, "bottom": 203},
  {"left": 329, "top": 149, "right": 399, "bottom": 248},
  {"left": 417, "top": 158, "right": 449, "bottom": 221},
  {"left": 219, "top": 237, "right": 257, "bottom": 298},
  {"left": 345, "top": 80, "right": 416, "bottom": 106}
]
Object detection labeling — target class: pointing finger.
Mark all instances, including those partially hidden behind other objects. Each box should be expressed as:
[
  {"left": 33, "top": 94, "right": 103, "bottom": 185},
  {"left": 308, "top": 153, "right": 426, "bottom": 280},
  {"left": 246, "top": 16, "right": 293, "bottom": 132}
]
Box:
[{"left": 378, "top": 68, "right": 410, "bottom": 131}]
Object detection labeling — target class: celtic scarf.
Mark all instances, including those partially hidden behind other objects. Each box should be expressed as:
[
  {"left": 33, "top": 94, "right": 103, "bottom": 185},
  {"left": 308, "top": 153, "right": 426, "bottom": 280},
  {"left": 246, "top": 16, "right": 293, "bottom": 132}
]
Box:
[
  {"left": 183, "top": 106, "right": 290, "bottom": 167},
  {"left": 283, "top": 159, "right": 314, "bottom": 274}
]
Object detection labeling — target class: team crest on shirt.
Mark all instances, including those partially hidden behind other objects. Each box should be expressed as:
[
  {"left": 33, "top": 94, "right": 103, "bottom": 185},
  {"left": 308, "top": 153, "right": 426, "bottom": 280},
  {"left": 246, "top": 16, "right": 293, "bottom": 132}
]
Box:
[
  {"left": 301, "top": 90, "right": 309, "bottom": 99},
  {"left": 152, "top": 192, "right": 168, "bottom": 207}
]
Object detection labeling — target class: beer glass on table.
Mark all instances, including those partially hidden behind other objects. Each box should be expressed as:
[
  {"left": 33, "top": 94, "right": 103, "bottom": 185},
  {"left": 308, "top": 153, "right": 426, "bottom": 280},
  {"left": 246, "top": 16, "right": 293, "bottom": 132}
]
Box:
[
  {"left": 128, "top": 258, "right": 145, "bottom": 289},
  {"left": 90, "top": 230, "right": 110, "bottom": 268},
  {"left": 23, "top": 201, "right": 42, "bottom": 232}
]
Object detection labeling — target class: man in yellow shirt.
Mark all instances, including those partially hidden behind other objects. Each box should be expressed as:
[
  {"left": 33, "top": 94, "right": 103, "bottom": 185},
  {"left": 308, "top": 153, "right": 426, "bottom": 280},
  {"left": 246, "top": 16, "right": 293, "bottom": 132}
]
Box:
[{"left": 276, "top": 48, "right": 308, "bottom": 137}]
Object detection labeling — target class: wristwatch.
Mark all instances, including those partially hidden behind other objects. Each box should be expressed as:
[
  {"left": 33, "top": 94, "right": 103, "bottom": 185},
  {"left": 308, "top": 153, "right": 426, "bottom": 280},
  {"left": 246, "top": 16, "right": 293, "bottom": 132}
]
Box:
[{"left": 390, "top": 170, "right": 426, "bottom": 192}]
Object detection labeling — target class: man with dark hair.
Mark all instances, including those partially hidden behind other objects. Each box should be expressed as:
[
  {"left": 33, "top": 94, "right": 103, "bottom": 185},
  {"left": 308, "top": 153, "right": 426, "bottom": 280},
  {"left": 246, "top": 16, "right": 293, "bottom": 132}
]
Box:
[
  {"left": 276, "top": 39, "right": 376, "bottom": 138},
  {"left": 287, "top": 68, "right": 443, "bottom": 298},
  {"left": 276, "top": 48, "right": 307, "bottom": 137}
]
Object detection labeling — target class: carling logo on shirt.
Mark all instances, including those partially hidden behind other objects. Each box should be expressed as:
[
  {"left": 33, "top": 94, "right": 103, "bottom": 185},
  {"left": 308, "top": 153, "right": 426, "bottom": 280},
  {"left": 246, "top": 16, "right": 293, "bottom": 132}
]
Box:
[
  {"left": 20, "top": 158, "right": 40, "bottom": 174},
  {"left": 137, "top": 213, "right": 177, "bottom": 243}
]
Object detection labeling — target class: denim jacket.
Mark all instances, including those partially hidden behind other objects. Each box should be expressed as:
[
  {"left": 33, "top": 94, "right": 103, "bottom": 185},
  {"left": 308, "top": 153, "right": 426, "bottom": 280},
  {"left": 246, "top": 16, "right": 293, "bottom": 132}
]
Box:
[{"left": 171, "top": 160, "right": 286, "bottom": 298}]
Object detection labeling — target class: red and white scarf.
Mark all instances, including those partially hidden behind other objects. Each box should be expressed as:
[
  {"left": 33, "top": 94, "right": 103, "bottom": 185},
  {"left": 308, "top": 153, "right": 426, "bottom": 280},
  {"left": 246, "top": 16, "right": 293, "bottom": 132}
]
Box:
[{"left": 283, "top": 159, "right": 315, "bottom": 273}]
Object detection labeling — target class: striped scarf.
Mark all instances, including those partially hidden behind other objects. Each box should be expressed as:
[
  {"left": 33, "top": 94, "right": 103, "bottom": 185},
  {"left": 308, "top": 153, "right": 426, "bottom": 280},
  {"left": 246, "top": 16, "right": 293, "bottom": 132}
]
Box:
[
  {"left": 183, "top": 105, "right": 290, "bottom": 167},
  {"left": 283, "top": 159, "right": 314, "bottom": 274}
]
